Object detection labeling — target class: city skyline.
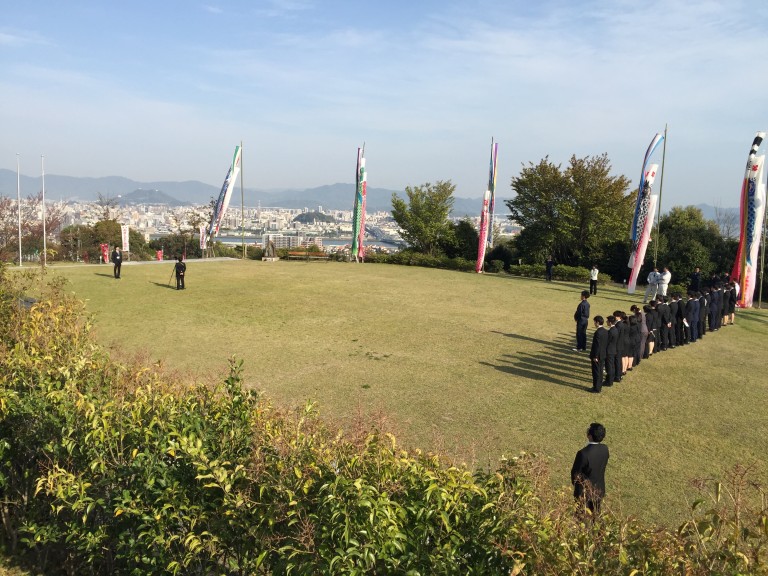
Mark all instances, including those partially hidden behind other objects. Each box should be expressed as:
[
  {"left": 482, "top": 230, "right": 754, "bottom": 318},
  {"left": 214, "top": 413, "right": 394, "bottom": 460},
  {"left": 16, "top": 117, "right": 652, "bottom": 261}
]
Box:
[{"left": 2, "top": 1, "right": 767, "bottom": 207}]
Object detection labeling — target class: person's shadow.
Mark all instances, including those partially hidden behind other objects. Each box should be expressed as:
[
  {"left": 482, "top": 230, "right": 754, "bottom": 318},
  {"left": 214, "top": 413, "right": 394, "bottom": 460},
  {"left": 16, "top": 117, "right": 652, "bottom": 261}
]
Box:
[
  {"left": 485, "top": 331, "right": 593, "bottom": 392},
  {"left": 94, "top": 272, "right": 114, "bottom": 278},
  {"left": 150, "top": 281, "right": 177, "bottom": 290}
]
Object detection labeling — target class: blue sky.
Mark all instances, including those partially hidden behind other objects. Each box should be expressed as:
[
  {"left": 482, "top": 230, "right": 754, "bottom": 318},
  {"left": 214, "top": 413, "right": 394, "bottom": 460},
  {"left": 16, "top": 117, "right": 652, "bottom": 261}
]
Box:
[{"left": 2, "top": 0, "right": 767, "bottom": 207}]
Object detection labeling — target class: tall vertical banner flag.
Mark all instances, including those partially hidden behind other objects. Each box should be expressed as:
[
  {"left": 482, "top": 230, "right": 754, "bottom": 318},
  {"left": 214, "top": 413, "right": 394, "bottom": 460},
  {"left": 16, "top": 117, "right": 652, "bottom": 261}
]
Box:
[
  {"left": 121, "top": 224, "right": 130, "bottom": 252},
  {"left": 207, "top": 145, "right": 242, "bottom": 240},
  {"left": 351, "top": 147, "right": 367, "bottom": 262},
  {"left": 731, "top": 132, "right": 765, "bottom": 307},
  {"left": 199, "top": 224, "right": 208, "bottom": 250},
  {"left": 627, "top": 132, "right": 665, "bottom": 294},
  {"left": 476, "top": 139, "right": 499, "bottom": 273}
]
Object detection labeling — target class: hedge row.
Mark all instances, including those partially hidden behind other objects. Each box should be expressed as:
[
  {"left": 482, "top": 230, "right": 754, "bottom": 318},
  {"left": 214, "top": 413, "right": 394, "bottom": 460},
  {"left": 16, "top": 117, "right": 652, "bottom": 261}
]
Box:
[{"left": 0, "top": 264, "right": 766, "bottom": 575}]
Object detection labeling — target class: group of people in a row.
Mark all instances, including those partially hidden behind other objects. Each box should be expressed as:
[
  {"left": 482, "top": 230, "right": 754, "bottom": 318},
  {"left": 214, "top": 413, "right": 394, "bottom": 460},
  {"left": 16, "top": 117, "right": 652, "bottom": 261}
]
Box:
[{"left": 574, "top": 282, "right": 739, "bottom": 393}]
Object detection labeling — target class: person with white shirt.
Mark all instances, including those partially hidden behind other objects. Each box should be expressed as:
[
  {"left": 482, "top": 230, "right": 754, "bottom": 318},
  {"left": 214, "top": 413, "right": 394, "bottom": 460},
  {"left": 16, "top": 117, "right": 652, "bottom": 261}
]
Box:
[
  {"left": 589, "top": 264, "right": 599, "bottom": 295},
  {"left": 643, "top": 267, "right": 660, "bottom": 303},
  {"left": 659, "top": 266, "right": 672, "bottom": 296}
]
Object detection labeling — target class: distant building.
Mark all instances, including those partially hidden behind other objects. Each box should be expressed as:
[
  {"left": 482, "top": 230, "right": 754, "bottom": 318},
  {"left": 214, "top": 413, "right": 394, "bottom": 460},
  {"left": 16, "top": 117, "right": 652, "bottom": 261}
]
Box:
[{"left": 262, "top": 234, "right": 324, "bottom": 250}]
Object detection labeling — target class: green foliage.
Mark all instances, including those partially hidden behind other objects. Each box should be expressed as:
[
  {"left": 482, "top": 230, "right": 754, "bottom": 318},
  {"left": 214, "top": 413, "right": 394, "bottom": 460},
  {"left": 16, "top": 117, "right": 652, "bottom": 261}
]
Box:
[
  {"left": 656, "top": 206, "right": 732, "bottom": 285},
  {"left": 506, "top": 154, "right": 633, "bottom": 267},
  {"left": 292, "top": 211, "right": 335, "bottom": 224},
  {"left": 485, "top": 239, "right": 519, "bottom": 271},
  {"left": 1, "top": 268, "right": 768, "bottom": 575},
  {"left": 507, "top": 263, "right": 612, "bottom": 284},
  {"left": 365, "top": 250, "right": 475, "bottom": 272},
  {"left": 391, "top": 181, "right": 456, "bottom": 256},
  {"left": 149, "top": 233, "right": 202, "bottom": 259},
  {"left": 59, "top": 221, "right": 153, "bottom": 262},
  {"left": 441, "top": 218, "right": 479, "bottom": 261}
]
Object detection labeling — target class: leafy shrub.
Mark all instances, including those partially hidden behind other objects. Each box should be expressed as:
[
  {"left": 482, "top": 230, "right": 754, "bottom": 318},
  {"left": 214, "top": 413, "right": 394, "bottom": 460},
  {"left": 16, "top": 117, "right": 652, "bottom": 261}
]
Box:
[
  {"left": 507, "top": 264, "right": 612, "bottom": 284},
  {"left": 0, "top": 265, "right": 766, "bottom": 575}
]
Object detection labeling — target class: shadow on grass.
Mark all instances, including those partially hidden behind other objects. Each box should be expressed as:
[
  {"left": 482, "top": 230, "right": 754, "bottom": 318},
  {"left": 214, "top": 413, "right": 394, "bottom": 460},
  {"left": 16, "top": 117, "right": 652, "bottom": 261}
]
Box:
[
  {"left": 486, "top": 331, "right": 592, "bottom": 391},
  {"left": 149, "top": 281, "right": 178, "bottom": 290},
  {"left": 738, "top": 311, "right": 768, "bottom": 326},
  {"left": 94, "top": 273, "right": 116, "bottom": 279}
]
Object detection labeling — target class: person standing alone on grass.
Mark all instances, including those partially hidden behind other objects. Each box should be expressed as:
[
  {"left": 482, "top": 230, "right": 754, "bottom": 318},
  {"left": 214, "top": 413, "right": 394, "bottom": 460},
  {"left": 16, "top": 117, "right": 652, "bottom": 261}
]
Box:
[
  {"left": 111, "top": 246, "right": 122, "bottom": 279},
  {"left": 571, "top": 422, "right": 609, "bottom": 515},
  {"left": 573, "top": 290, "right": 590, "bottom": 352},
  {"left": 546, "top": 255, "right": 554, "bottom": 281},
  {"left": 175, "top": 255, "right": 186, "bottom": 290},
  {"left": 589, "top": 264, "right": 599, "bottom": 295}
]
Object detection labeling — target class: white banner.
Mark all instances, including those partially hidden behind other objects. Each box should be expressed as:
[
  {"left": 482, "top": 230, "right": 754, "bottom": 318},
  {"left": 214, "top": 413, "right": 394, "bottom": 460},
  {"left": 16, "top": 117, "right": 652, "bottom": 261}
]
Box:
[
  {"left": 121, "top": 224, "right": 130, "bottom": 252},
  {"left": 200, "top": 224, "right": 208, "bottom": 250}
]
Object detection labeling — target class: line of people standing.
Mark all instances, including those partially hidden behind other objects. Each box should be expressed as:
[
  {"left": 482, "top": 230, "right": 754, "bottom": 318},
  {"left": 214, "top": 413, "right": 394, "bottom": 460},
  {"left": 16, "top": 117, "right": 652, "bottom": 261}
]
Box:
[{"left": 583, "top": 282, "right": 738, "bottom": 393}]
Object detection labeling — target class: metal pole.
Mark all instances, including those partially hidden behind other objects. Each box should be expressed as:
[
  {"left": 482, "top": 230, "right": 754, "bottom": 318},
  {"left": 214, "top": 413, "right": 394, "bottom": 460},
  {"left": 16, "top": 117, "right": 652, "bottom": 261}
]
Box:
[
  {"left": 16, "top": 153, "right": 22, "bottom": 266},
  {"left": 653, "top": 124, "right": 668, "bottom": 267},
  {"left": 41, "top": 155, "right": 47, "bottom": 269},
  {"left": 240, "top": 140, "right": 245, "bottom": 259},
  {"left": 759, "top": 168, "right": 767, "bottom": 308}
]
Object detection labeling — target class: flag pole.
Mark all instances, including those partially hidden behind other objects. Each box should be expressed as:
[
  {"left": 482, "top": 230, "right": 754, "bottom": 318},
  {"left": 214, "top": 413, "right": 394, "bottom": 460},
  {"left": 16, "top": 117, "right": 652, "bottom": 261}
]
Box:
[
  {"left": 240, "top": 140, "right": 245, "bottom": 259},
  {"left": 41, "top": 155, "right": 47, "bottom": 269},
  {"left": 757, "top": 164, "right": 768, "bottom": 310},
  {"left": 653, "top": 124, "right": 668, "bottom": 267},
  {"left": 16, "top": 153, "right": 22, "bottom": 266}
]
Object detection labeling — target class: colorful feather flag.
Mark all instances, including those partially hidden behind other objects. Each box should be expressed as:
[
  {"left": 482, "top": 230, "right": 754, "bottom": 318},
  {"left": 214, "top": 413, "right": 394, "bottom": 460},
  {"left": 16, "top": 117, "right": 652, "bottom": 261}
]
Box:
[
  {"left": 627, "top": 133, "right": 664, "bottom": 294},
  {"left": 476, "top": 139, "right": 498, "bottom": 273},
  {"left": 351, "top": 147, "right": 367, "bottom": 262},
  {"left": 627, "top": 163, "right": 660, "bottom": 294},
  {"left": 731, "top": 133, "right": 765, "bottom": 307},
  {"left": 207, "top": 145, "right": 242, "bottom": 240}
]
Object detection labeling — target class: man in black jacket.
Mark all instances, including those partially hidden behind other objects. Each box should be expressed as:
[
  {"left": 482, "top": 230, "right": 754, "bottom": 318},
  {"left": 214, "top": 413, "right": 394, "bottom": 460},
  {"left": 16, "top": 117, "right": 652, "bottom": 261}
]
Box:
[
  {"left": 174, "top": 256, "right": 186, "bottom": 290},
  {"left": 573, "top": 291, "right": 590, "bottom": 352},
  {"left": 603, "top": 316, "right": 618, "bottom": 387},
  {"left": 111, "top": 246, "right": 122, "bottom": 279},
  {"left": 571, "top": 422, "right": 609, "bottom": 514},
  {"left": 589, "top": 316, "right": 608, "bottom": 393}
]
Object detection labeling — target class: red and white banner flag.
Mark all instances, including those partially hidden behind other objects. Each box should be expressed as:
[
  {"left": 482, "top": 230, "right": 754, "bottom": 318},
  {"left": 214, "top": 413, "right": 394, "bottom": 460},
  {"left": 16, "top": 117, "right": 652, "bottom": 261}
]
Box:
[{"left": 121, "top": 224, "right": 130, "bottom": 252}]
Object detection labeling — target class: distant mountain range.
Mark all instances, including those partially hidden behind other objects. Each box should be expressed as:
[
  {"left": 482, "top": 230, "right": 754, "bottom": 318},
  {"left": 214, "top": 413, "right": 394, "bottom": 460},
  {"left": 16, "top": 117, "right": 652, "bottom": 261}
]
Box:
[
  {"left": 0, "top": 168, "right": 734, "bottom": 218},
  {"left": 0, "top": 169, "right": 504, "bottom": 215}
]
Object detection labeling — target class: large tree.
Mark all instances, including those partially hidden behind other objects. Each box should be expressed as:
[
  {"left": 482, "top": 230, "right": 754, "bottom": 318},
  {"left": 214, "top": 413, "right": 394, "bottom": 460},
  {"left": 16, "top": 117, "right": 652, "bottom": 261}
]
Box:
[
  {"left": 391, "top": 181, "right": 455, "bottom": 256},
  {"left": 506, "top": 154, "right": 633, "bottom": 266},
  {"left": 656, "top": 206, "right": 730, "bottom": 284}
]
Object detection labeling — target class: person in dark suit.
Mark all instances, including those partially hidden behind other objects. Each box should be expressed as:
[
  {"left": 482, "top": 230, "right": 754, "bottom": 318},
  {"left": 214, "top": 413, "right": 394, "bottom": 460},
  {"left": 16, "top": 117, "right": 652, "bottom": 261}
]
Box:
[
  {"left": 571, "top": 422, "right": 609, "bottom": 514},
  {"left": 673, "top": 293, "right": 685, "bottom": 345},
  {"left": 721, "top": 284, "right": 732, "bottom": 327},
  {"left": 668, "top": 295, "right": 679, "bottom": 348},
  {"left": 698, "top": 289, "right": 709, "bottom": 338},
  {"left": 545, "top": 255, "right": 554, "bottom": 281},
  {"left": 656, "top": 295, "right": 671, "bottom": 351},
  {"left": 690, "top": 267, "right": 702, "bottom": 292},
  {"left": 174, "top": 255, "right": 186, "bottom": 290},
  {"left": 710, "top": 284, "right": 722, "bottom": 330},
  {"left": 604, "top": 316, "right": 617, "bottom": 387},
  {"left": 111, "top": 246, "right": 122, "bottom": 279},
  {"left": 573, "top": 290, "right": 590, "bottom": 352},
  {"left": 685, "top": 292, "right": 699, "bottom": 342},
  {"left": 589, "top": 316, "right": 608, "bottom": 393}
]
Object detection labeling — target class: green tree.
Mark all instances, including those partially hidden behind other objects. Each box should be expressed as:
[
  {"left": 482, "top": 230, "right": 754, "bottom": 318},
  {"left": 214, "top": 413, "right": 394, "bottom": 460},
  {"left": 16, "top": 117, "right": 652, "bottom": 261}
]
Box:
[
  {"left": 440, "top": 218, "right": 479, "bottom": 260},
  {"left": 505, "top": 154, "right": 632, "bottom": 266},
  {"left": 391, "top": 181, "right": 455, "bottom": 256},
  {"left": 656, "top": 206, "right": 728, "bottom": 285}
]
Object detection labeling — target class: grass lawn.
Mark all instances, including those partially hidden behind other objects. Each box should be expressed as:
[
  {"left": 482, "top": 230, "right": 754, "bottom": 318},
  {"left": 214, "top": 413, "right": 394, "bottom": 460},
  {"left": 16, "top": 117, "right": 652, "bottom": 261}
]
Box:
[{"left": 43, "top": 258, "right": 768, "bottom": 526}]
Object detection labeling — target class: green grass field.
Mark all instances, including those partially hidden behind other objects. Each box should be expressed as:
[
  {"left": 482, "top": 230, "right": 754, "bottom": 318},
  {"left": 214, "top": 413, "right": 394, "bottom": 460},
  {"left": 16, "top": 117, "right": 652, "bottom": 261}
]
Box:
[{"left": 44, "top": 258, "right": 768, "bottom": 526}]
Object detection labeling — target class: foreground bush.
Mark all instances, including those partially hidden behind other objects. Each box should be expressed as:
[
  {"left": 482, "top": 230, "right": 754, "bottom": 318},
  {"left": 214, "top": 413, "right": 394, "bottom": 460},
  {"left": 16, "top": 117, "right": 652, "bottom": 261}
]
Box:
[{"left": 0, "top": 263, "right": 766, "bottom": 575}]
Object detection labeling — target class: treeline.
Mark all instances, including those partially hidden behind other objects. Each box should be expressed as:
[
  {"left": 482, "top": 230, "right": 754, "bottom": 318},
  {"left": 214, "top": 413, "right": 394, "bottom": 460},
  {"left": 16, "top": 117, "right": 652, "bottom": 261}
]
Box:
[
  {"left": 388, "top": 156, "right": 766, "bottom": 299},
  {"left": 1, "top": 266, "right": 767, "bottom": 575}
]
